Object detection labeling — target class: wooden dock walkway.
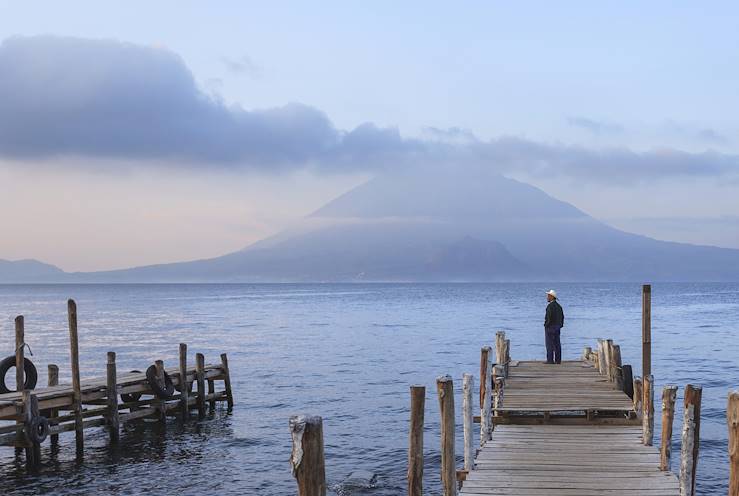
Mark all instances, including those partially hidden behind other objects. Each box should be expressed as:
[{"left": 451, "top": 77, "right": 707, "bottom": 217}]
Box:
[{"left": 460, "top": 358, "right": 679, "bottom": 496}]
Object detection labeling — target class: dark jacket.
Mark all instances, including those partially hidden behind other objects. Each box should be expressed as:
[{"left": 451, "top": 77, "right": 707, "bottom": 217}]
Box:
[{"left": 545, "top": 300, "right": 564, "bottom": 328}]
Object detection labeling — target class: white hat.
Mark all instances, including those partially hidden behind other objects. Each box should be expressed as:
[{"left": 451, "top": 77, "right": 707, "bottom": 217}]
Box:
[{"left": 546, "top": 289, "right": 557, "bottom": 298}]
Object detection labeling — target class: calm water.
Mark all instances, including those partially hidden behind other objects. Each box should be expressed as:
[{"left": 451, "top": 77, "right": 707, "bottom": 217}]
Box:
[{"left": 0, "top": 283, "right": 737, "bottom": 495}]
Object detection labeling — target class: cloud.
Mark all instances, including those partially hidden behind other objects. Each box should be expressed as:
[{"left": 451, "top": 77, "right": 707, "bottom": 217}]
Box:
[
  {"left": 696, "top": 128, "right": 729, "bottom": 145},
  {"left": 1, "top": 35, "right": 738, "bottom": 185},
  {"left": 566, "top": 116, "right": 624, "bottom": 135}
]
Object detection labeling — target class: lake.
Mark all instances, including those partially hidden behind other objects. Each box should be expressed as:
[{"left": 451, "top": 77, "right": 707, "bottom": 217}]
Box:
[{"left": 0, "top": 283, "right": 737, "bottom": 495}]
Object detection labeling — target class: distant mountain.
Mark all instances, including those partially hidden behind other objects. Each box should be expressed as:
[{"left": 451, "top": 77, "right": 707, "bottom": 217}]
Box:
[
  {"left": 0, "top": 258, "right": 65, "bottom": 282},
  {"left": 5, "top": 168, "right": 739, "bottom": 282}
]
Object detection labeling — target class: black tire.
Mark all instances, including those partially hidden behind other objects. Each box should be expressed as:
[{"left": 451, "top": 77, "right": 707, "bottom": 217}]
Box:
[
  {"left": 146, "top": 365, "right": 175, "bottom": 399},
  {"left": 0, "top": 355, "right": 38, "bottom": 394},
  {"left": 120, "top": 370, "right": 143, "bottom": 404},
  {"left": 622, "top": 364, "right": 634, "bottom": 399},
  {"left": 26, "top": 415, "right": 49, "bottom": 444}
]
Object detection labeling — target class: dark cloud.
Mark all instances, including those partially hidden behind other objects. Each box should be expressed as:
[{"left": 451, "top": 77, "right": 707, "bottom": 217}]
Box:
[
  {"left": 1, "top": 35, "right": 738, "bottom": 185},
  {"left": 566, "top": 116, "right": 624, "bottom": 135}
]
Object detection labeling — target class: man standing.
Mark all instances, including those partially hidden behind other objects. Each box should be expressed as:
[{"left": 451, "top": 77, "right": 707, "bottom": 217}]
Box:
[{"left": 544, "top": 289, "right": 564, "bottom": 364}]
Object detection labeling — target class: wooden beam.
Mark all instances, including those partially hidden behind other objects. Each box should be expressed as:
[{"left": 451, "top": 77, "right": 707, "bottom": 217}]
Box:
[
  {"left": 728, "top": 390, "right": 739, "bottom": 496},
  {"left": 67, "top": 299, "right": 84, "bottom": 454},
  {"left": 106, "top": 352, "right": 120, "bottom": 443},
  {"left": 437, "top": 375, "right": 456, "bottom": 496},
  {"left": 290, "top": 415, "right": 326, "bottom": 496},
  {"left": 659, "top": 385, "right": 677, "bottom": 471},
  {"left": 462, "top": 373, "right": 474, "bottom": 472},
  {"left": 680, "top": 384, "right": 702, "bottom": 496},
  {"left": 642, "top": 284, "right": 651, "bottom": 377}
]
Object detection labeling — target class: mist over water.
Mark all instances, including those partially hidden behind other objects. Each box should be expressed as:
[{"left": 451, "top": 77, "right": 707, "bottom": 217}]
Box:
[{"left": 0, "top": 283, "right": 737, "bottom": 495}]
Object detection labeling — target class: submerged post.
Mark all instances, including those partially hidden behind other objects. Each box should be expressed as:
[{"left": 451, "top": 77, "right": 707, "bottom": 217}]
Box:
[
  {"left": 290, "top": 415, "right": 326, "bottom": 496},
  {"left": 462, "top": 373, "right": 474, "bottom": 472},
  {"left": 479, "top": 346, "right": 491, "bottom": 408},
  {"left": 728, "top": 391, "right": 739, "bottom": 496},
  {"left": 659, "top": 385, "right": 678, "bottom": 471},
  {"left": 220, "top": 353, "right": 234, "bottom": 409},
  {"left": 680, "top": 384, "right": 702, "bottom": 496},
  {"left": 408, "top": 385, "right": 425, "bottom": 496},
  {"left": 480, "top": 355, "right": 493, "bottom": 445},
  {"left": 47, "top": 364, "right": 59, "bottom": 444},
  {"left": 643, "top": 374, "right": 654, "bottom": 445},
  {"left": 106, "top": 352, "right": 120, "bottom": 443},
  {"left": 179, "top": 343, "right": 189, "bottom": 417},
  {"left": 195, "top": 353, "right": 206, "bottom": 418},
  {"left": 642, "top": 284, "right": 652, "bottom": 378},
  {"left": 436, "top": 375, "right": 456, "bottom": 496},
  {"left": 67, "top": 299, "right": 84, "bottom": 453}
]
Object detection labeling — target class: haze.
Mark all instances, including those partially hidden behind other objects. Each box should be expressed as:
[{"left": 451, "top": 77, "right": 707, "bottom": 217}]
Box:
[{"left": 1, "top": 1, "right": 738, "bottom": 272}]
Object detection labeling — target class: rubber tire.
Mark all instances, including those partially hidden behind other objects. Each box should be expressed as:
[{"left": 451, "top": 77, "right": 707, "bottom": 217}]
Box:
[
  {"left": 26, "top": 415, "right": 49, "bottom": 444},
  {"left": 622, "top": 364, "right": 634, "bottom": 399},
  {"left": 0, "top": 355, "right": 38, "bottom": 394},
  {"left": 120, "top": 370, "right": 143, "bottom": 404},
  {"left": 146, "top": 365, "right": 175, "bottom": 399}
]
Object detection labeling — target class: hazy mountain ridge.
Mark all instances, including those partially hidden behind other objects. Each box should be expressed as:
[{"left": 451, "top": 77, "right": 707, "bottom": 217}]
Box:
[
  {"left": 0, "top": 258, "right": 65, "bottom": 282},
  {"left": 4, "top": 170, "right": 739, "bottom": 282}
]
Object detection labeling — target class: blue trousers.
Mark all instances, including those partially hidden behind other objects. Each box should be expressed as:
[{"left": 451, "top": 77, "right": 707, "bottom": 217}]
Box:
[{"left": 545, "top": 326, "right": 562, "bottom": 363}]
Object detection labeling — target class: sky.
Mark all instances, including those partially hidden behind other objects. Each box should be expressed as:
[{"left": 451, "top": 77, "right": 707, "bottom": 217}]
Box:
[{"left": 1, "top": 1, "right": 738, "bottom": 271}]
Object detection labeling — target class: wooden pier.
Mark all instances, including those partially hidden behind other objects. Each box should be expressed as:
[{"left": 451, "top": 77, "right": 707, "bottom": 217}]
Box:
[{"left": 0, "top": 299, "right": 234, "bottom": 469}]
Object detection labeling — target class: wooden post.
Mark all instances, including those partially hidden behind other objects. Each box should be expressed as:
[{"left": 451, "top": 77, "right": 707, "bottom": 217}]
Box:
[
  {"left": 47, "top": 364, "right": 59, "bottom": 444},
  {"left": 436, "top": 375, "right": 456, "bottom": 496},
  {"left": 67, "top": 299, "right": 84, "bottom": 453},
  {"left": 479, "top": 346, "right": 491, "bottom": 409},
  {"left": 15, "top": 316, "right": 25, "bottom": 392},
  {"left": 106, "top": 352, "right": 120, "bottom": 443},
  {"left": 207, "top": 378, "right": 216, "bottom": 410},
  {"left": 605, "top": 339, "right": 614, "bottom": 382},
  {"left": 480, "top": 357, "right": 492, "bottom": 445},
  {"left": 659, "top": 385, "right": 678, "bottom": 471},
  {"left": 179, "top": 343, "right": 189, "bottom": 418},
  {"left": 504, "top": 339, "right": 511, "bottom": 377},
  {"left": 493, "top": 365, "right": 505, "bottom": 413},
  {"left": 15, "top": 316, "right": 26, "bottom": 448},
  {"left": 728, "top": 391, "right": 739, "bottom": 496},
  {"left": 633, "top": 376, "right": 643, "bottom": 415},
  {"left": 612, "top": 345, "right": 624, "bottom": 391},
  {"left": 22, "top": 390, "right": 40, "bottom": 468},
  {"left": 290, "top": 415, "right": 326, "bottom": 496},
  {"left": 597, "top": 339, "right": 607, "bottom": 375},
  {"left": 643, "top": 374, "right": 654, "bottom": 445},
  {"left": 462, "top": 373, "right": 474, "bottom": 472},
  {"left": 680, "top": 384, "right": 702, "bottom": 496},
  {"left": 155, "top": 359, "right": 167, "bottom": 422},
  {"left": 642, "top": 284, "right": 651, "bottom": 378},
  {"left": 195, "top": 353, "right": 206, "bottom": 418},
  {"left": 408, "top": 385, "right": 425, "bottom": 496},
  {"left": 495, "top": 331, "right": 505, "bottom": 366},
  {"left": 220, "top": 353, "right": 234, "bottom": 408},
  {"left": 582, "top": 346, "right": 592, "bottom": 361}
]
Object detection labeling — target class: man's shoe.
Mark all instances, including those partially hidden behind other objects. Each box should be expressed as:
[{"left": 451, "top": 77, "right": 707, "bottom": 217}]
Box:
[{"left": 545, "top": 361, "right": 555, "bottom": 364}]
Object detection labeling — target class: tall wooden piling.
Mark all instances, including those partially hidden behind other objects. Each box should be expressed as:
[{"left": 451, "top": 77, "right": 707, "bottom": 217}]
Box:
[
  {"left": 220, "top": 353, "right": 234, "bottom": 409},
  {"left": 290, "top": 415, "right": 326, "bottom": 496},
  {"left": 47, "top": 364, "right": 59, "bottom": 444},
  {"left": 479, "top": 346, "right": 491, "bottom": 408},
  {"left": 480, "top": 356, "right": 492, "bottom": 445},
  {"left": 728, "top": 391, "right": 739, "bottom": 496},
  {"left": 660, "top": 385, "right": 678, "bottom": 471},
  {"left": 643, "top": 374, "right": 654, "bottom": 445},
  {"left": 15, "top": 316, "right": 26, "bottom": 447},
  {"left": 179, "top": 343, "right": 189, "bottom": 417},
  {"left": 605, "top": 339, "right": 614, "bottom": 382},
  {"left": 462, "top": 373, "right": 474, "bottom": 472},
  {"left": 67, "top": 299, "right": 84, "bottom": 453},
  {"left": 680, "top": 384, "right": 702, "bottom": 496},
  {"left": 504, "top": 339, "right": 511, "bottom": 377},
  {"left": 195, "top": 353, "right": 206, "bottom": 418},
  {"left": 436, "top": 375, "right": 456, "bottom": 496},
  {"left": 597, "top": 339, "right": 607, "bottom": 375},
  {"left": 642, "top": 284, "right": 651, "bottom": 377},
  {"left": 106, "top": 352, "right": 120, "bottom": 443},
  {"left": 495, "top": 331, "right": 505, "bottom": 366},
  {"left": 155, "top": 360, "right": 167, "bottom": 421},
  {"left": 582, "top": 346, "right": 592, "bottom": 360},
  {"left": 15, "top": 316, "right": 24, "bottom": 393},
  {"left": 408, "top": 385, "right": 425, "bottom": 496},
  {"left": 21, "top": 390, "right": 41, "bottom": 468}
]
